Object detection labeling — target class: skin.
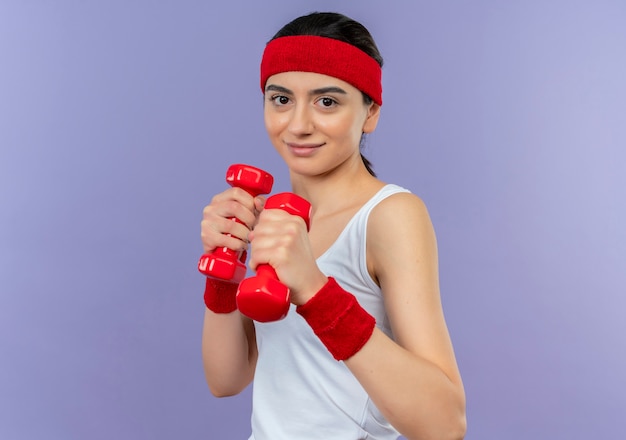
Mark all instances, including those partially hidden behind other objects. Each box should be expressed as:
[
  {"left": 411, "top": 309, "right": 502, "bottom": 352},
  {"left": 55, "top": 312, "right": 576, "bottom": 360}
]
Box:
[{"left": 201, "top": 71, "right": 466, "bottom": 439}]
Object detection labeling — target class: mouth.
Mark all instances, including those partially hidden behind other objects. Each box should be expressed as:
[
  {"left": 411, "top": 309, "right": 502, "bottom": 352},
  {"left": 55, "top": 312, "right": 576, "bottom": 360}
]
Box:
[{"left": 286, "top": 142, "right": 325, "bottom": 157}]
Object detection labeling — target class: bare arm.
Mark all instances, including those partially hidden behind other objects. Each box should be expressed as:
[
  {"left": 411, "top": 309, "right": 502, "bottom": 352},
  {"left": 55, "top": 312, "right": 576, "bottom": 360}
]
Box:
[
  {"left": 202, "top": 310, "right": 257, "bottom": 396},
  {"left": 199, "top": 187, "right": 264, "bottom": 397},
  {"left": 344, "top": 193, "right": 466, "bottom": 440}
]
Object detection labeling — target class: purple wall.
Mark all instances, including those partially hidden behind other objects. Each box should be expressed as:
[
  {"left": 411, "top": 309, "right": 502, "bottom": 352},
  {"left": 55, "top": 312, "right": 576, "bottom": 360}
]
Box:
[{"left": 1, "top": 1, "right": 624, "bottom": 438}]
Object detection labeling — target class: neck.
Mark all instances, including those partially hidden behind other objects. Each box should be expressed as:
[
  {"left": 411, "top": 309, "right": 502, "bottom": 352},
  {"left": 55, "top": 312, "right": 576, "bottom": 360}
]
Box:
[{"left": 289, "top": 156, "right": 383, "bottom": 219}]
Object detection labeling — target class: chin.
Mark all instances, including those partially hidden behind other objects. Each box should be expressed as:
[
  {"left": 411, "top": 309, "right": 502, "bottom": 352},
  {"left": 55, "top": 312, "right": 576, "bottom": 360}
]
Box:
[{"left": 283, "top": 158, "right": 326, "bottom": 177}]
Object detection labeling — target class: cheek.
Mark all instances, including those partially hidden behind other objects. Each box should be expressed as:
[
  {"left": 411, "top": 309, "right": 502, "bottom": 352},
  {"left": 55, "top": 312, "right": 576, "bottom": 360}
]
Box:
[
  {"left": 264, "top": 112, "right": 289, "bottom": 156},
  {"left": 318, "top": 114, "right": 363, "bottom": 144},
  {"left": 264, "top": 110, "right": 286, "bottom": 138}
]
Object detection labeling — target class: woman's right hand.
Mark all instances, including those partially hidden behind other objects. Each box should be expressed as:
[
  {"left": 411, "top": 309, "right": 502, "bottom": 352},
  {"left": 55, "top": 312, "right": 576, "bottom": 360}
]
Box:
[{"left": 200, "top": 187, "right": 266, "bottom": 254}]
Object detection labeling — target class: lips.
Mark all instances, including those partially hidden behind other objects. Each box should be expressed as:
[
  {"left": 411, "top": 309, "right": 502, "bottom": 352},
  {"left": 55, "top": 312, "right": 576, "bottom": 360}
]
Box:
[{"left": 286, "top": 142, "right": 325, "bottom": 157}]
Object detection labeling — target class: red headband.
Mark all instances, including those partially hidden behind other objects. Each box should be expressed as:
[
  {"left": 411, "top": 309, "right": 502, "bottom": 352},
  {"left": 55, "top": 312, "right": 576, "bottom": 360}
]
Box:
[{"left": 260, "top": 35, "right": 383, "bottom": 106}]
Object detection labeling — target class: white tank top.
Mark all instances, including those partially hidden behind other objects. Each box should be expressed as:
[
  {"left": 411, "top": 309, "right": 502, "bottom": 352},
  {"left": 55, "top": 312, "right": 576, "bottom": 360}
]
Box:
[{"left": 249, "top": 184, "right": 410, "bottom": 440}]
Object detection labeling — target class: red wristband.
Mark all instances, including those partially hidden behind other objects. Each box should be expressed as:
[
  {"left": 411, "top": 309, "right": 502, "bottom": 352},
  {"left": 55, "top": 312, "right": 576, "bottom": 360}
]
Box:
[
  {"left": 296, "top": 277, "right": 376, "bottom": 361},
  {"left": 204, "top": 278, "right": 238, "bottom": 313}
]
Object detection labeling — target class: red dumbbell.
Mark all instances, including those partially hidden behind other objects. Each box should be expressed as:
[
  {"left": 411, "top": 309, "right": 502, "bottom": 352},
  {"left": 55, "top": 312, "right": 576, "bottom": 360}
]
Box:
[
  {"left": 198, "top": 164, "right": 274, "bottom": 282},
  {"left": 236, "top": 192, "right": 311, "bottom": 322}
]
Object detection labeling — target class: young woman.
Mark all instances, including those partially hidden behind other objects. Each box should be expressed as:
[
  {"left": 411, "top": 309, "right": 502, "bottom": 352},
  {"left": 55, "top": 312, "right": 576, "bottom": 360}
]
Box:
[{"left": 200, "top": 12, "right": 466, "bottom": 440}]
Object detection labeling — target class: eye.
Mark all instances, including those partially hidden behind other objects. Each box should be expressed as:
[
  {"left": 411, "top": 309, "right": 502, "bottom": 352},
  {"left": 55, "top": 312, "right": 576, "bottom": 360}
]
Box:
[
  {"left": 270, "top": 95, "right": 290, "bottom": 106},
  {"left": 317, "top": 97, "right": 337, "bottom": 108}
]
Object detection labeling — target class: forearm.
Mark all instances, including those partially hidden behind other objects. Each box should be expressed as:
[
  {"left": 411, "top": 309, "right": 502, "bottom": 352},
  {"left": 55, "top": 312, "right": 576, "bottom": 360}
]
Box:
[
  {"left": 202, "top": 309, "right": 257, "bottom": 397},
  {"left": 296, "top": 277, "right": 466, "bottom": 439},
  {"left": 345, "top": 329, "right": 466, "bottom": 440}
]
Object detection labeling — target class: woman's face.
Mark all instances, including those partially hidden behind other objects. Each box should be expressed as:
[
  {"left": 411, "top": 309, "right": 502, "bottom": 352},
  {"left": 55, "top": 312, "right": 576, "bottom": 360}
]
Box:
[{"left": 263, "top": 71, "right": 380, "bottom": 177}]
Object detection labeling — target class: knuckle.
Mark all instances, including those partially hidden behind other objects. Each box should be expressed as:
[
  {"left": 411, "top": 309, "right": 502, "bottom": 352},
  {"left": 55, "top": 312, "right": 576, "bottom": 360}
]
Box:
[
  {"left": 282, "top": 221, "right": 300, "bottom": 237},
  {"left": 202, "top": 204, "right": 215, "bottom": 219},
  {"left": 230, "top": 187, "right": 245, "bottom": 198},
  {"left": 209, "top": 192, "right": 223, "bottom": 205},
  {"left": 200, "top": 220, "right": 214, "bottom": 239},
  {"left": 200, "top": 229, "right": 218, "bottom": 251}
]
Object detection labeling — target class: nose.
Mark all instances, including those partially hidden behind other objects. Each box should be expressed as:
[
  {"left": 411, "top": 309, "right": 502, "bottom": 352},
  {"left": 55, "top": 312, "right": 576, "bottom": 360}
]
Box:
[{"left": 287, "top": 103, "right": 314, "bottom": 136}]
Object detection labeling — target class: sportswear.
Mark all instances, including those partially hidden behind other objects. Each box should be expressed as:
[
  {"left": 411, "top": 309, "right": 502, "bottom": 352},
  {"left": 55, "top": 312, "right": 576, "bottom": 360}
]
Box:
[{"left": 248, "top": 184, "right": 410, "bottom": 440}]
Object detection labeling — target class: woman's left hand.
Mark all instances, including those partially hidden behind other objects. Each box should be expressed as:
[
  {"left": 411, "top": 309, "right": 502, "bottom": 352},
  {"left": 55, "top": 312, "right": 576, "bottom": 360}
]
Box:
[{"left": 247, "top": 207, "right": 327, "bottom": 306}]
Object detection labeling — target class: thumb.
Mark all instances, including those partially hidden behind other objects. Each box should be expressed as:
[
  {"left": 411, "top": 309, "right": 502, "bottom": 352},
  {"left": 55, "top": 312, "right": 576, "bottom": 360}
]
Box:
[{"left": 254, "top": 196, "right": 267, "bottom": 214}]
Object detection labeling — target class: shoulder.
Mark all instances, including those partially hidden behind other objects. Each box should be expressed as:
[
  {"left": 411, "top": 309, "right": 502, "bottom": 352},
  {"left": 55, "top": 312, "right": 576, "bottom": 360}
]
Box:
[
  {"left": 366, "top": 190, "right": 438, "bottom": 292},
  {"left": 368, "top": 190, "right": 435, "bottom": 245}
]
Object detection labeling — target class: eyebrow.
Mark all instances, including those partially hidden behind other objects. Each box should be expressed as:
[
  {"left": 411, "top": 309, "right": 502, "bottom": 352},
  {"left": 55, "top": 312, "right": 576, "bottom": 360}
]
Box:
[{"left": 265, "top": 84, "right": 348, "bottom": 96}]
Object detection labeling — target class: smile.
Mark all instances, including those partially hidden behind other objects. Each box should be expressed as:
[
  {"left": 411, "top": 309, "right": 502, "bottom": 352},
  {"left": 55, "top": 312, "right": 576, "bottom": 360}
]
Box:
[{"left": 286, "top": 142, "right": 325, "bottom": 157}]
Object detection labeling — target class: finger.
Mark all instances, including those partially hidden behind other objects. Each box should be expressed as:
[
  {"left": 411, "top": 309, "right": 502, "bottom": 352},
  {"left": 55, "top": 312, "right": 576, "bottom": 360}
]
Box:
[
  {"left": 205, "top": 197, "right": 257, "bottom": 230},
  {"left": 253, "top": 195, "right": 267, "bottom": 217},
  {"left": 256, "top": 208, "right": 308, "bottom": 232},
  {"left": 212, "top": 187, "right": 256, "bottom": 212},
  {"left": 247, "top": 212, "right": 305, "bottom": 269},
  {"left": 201, "top": 200, "right": 255, "bottom": 250},
  {"left": 201, "top": 217, "right": 249, "bottom": 253}
]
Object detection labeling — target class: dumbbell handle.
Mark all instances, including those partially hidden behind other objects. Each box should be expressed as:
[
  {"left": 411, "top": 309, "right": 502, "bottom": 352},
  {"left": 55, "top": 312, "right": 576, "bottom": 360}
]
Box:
[
  {"left": 198, "top": 164, "right": 273, "bottom": 282},
  {"left": 236, "top": 192, "right": 311, "bottom": 322}
]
